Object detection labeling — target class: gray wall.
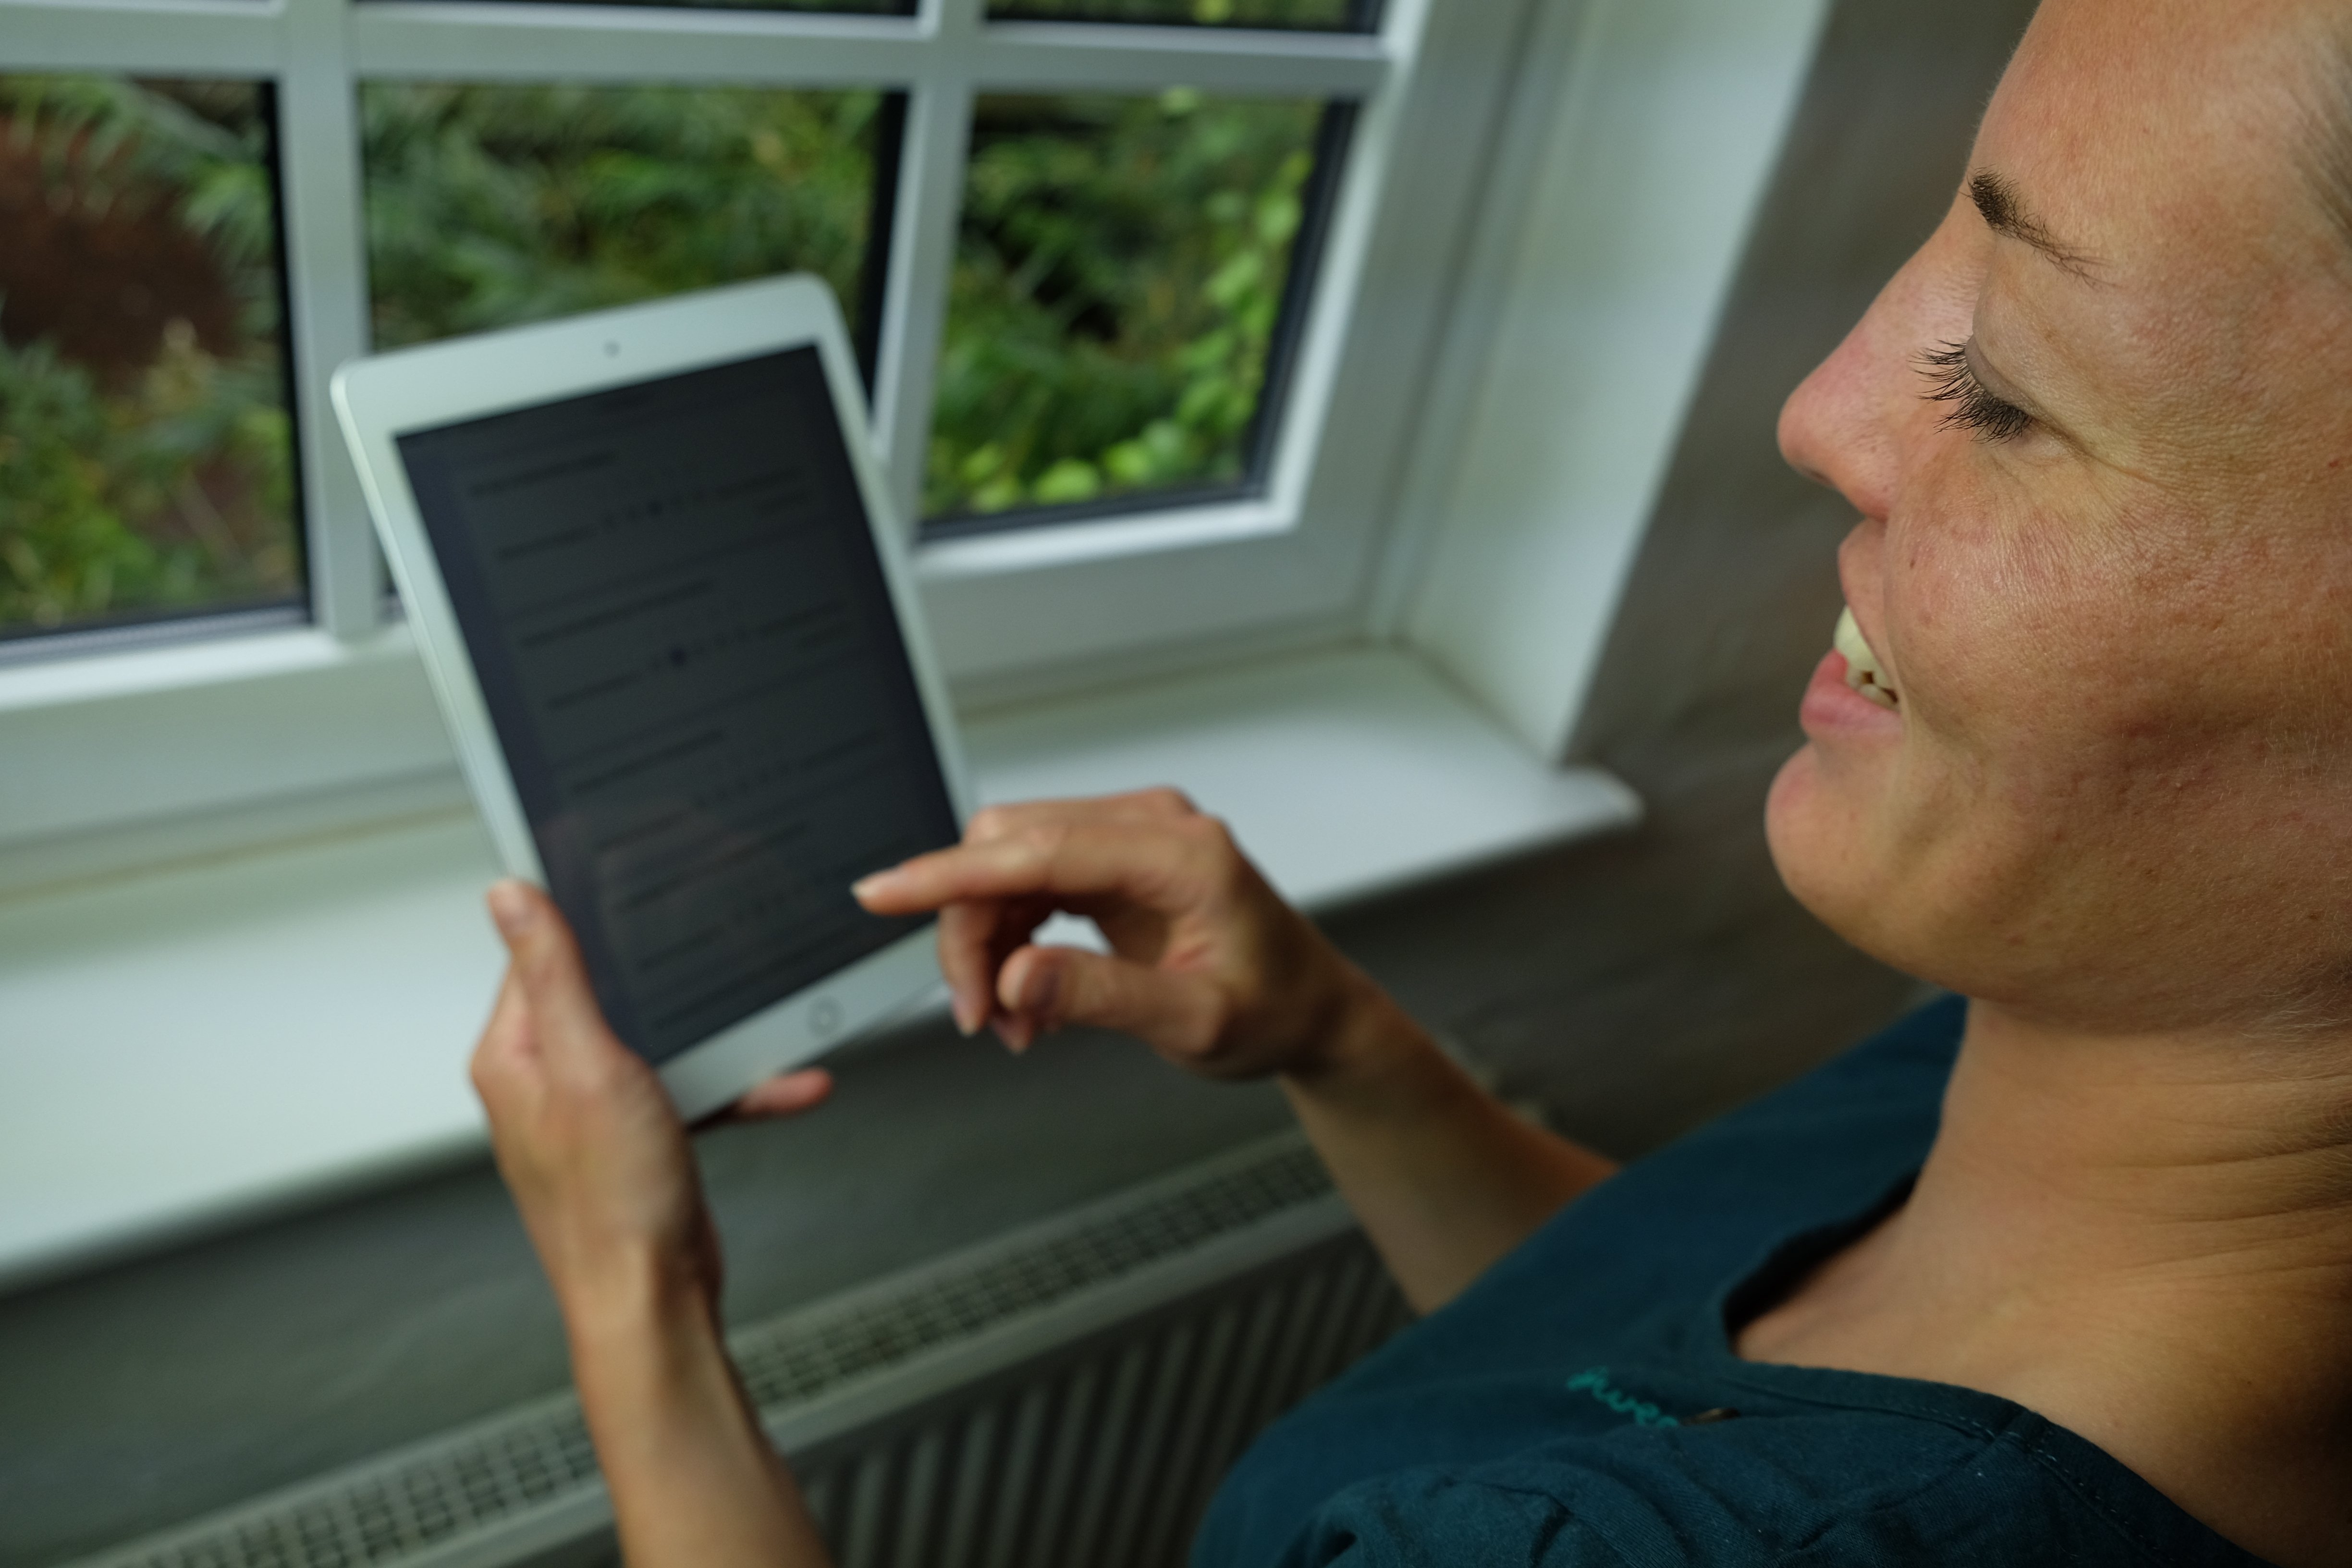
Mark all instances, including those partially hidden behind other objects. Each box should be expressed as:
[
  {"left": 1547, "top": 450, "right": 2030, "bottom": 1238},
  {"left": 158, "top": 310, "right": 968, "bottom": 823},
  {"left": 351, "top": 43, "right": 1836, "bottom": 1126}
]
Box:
[{"left": 0, "top": 2, "right": 2035, "bottom": 1562}]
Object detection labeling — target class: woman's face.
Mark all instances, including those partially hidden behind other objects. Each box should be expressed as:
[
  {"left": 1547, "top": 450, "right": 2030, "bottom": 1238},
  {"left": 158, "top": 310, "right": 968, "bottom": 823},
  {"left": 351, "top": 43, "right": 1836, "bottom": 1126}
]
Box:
[{"left": 1765, "top": 0, "right": 2352, "bottom": 1034}]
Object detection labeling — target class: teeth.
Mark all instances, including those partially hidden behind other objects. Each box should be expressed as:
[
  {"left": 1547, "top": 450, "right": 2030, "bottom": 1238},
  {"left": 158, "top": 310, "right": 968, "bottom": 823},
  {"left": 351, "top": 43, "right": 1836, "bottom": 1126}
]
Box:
[{"left": 1834, "top": 606, "right": 1899, "bottom": 709}]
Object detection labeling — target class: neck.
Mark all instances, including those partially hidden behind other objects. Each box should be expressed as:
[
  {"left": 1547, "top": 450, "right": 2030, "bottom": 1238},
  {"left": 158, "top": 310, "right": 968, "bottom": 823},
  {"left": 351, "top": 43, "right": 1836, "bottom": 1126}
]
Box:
[
  {"left": 1743, "top": 1000, "right": 2352, "bottom": 1565},
  {"left": 1924, "top": 1003, "right": 2352, "bottom": 1307}
]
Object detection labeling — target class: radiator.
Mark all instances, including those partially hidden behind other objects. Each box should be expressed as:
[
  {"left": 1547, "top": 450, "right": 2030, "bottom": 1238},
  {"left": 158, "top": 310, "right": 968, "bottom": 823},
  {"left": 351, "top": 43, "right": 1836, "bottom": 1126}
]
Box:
[{"left": 65, "top": 1134, "right": 1410, "bottom": 1568}]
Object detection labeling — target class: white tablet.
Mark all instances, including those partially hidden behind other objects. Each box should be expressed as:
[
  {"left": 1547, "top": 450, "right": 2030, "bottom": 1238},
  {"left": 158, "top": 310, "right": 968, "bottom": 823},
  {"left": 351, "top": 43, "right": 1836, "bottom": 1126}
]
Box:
[{"left": 331, "top": 275, "right": 972, "bottom": 1121}]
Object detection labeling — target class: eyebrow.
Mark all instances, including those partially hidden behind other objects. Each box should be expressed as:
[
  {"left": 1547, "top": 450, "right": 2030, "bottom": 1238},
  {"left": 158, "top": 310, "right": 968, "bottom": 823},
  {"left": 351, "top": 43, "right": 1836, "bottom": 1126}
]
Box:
[{"left": 1968, "top": 170, "right": 2099, "bottom": 278}]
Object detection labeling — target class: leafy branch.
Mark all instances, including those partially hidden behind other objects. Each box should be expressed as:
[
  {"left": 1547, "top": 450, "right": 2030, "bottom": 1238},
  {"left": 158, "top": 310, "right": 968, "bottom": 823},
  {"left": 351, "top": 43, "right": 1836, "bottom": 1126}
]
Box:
[{"left": 0, "top": 76, "right": 294, "bottom": 634}]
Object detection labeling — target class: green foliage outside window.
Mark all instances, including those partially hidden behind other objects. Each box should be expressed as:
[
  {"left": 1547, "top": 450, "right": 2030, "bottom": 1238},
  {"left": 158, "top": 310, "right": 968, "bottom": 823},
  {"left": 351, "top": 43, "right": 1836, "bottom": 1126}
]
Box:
[
  {"left": 0, "top": 74, "right": 1335, "bottom": 638},
  {"left": 358, "top": 82, "right": 1329, "bottom": 525},
  {"left": 359, "top": 84, "right": 886, "bottom": 353},
  {"left": 988, "top": 0, "right": 1364, "bottom": 29},
  {"left": 930, "top": 92, "right": 1326, "bottom": 520},
  {"left": 492, "top": 0, "right": 909, "bottom": 10},
  {"left": 0, "top": 77, "right": 297, "bottom": 637}
]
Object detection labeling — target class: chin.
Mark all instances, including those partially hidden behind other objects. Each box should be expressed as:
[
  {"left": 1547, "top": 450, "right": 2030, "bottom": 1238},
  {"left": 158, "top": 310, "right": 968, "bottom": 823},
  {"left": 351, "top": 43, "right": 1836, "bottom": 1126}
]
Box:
[
  {"left": 1765, "top": 742, "right": 1924, "bottom": 980},
  {"left": 1764, "top": 744, "right": 1832, "bottom": 897}
]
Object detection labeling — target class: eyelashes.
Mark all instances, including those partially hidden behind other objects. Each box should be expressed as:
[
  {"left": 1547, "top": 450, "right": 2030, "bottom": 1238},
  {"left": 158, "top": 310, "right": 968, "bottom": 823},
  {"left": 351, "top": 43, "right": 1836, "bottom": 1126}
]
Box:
[{"left": 1917, "top": 341, "right": 2034, "bottom": 441}]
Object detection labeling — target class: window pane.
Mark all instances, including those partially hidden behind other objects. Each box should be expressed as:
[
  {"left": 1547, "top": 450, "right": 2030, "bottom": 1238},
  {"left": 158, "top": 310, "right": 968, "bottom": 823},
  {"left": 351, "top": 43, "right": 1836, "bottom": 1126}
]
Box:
[
  {"left": 928, "top": 92, "right": 1341, "bottom": 527},
  {"left": 0, "top": 76, "right": 302, "bottom": 640},
  {"left": 375, "top": 0, "right": 910, "bottom": 11},
  {"left": 360, "top": 84, "right": 895, "bottom": 377},
  {"left": 985, "top": 0, "right": 1375, "bottom": 30}
]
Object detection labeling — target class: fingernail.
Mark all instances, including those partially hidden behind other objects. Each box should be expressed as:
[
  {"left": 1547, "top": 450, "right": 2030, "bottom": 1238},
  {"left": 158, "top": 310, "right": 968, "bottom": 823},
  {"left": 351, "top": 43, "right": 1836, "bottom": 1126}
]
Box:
[
  {"left": 850, "top": 870, "right": 894, "bottom": 903},
  {"left": 992, "top": 1017, "right": 1031, "bottom": 1055},
  {"left": 952, "top": 991, "right": 982, "bottom": 1037},
  {"left": 487, "top": 880, "right": 536, "bottom": 940}
]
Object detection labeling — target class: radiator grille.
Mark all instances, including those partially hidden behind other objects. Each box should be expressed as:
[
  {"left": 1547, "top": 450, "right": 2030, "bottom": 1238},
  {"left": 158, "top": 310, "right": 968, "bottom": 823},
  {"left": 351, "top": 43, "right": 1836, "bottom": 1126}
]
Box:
[
  {"left": 65, "top": 1135, "right": 1407, "bottom": 1568},
  {"left": 734, "top": 1139, "right": 1333, "bottom": 1413},
  {"left": 796, "top": 1243, "right": 1406, "bottom": 1568}
]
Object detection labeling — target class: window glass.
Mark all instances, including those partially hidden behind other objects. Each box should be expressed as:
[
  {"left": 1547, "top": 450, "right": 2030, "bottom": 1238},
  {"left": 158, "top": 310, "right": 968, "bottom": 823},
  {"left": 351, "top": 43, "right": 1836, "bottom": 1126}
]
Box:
[
  {"left": 928, "top": 91, "right": 1340, "bottom": 527},
  {"left": 360, "top": 84, "right": 896, "bottom": 378},
  {"left": 986, "top": 0, "right": 1375, "bottom": 30},
  {"left": 0, "top": 76, "right": 301, "bottom": 640},
  {"left": 368, "top": 0, "right": 912, "bottom": 12}
]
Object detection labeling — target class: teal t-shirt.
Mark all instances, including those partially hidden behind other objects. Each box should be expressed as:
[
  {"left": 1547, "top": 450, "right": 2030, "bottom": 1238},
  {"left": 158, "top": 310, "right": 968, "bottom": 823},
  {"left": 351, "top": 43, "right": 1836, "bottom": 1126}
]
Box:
[{"left": 1193, "top": 997, "right": 2271, "bottom": 1567}]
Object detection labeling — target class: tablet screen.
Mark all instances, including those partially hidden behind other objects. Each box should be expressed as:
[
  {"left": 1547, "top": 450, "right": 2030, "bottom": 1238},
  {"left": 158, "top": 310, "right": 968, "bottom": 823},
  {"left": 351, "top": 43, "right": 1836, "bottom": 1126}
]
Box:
[{"left": 398, "top": 346, "right": 959, "bottom": 1065}]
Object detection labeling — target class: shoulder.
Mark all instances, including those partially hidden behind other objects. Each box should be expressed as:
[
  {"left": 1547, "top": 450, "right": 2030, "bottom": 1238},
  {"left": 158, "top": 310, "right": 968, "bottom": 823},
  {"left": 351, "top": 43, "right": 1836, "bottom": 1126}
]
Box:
[
  {"left": 1437, "top": 996, "right": 1968, "bottom": 1331},
  {"left": 1556, "top": 994, "right": 1966, "bottom": 1240},
  {"left": 1275, "top": 1468, "right": 1632, "bottom": 1567},
  {"left": 1270, "top": 1399, "right": 2180, "bottom": 1568}
]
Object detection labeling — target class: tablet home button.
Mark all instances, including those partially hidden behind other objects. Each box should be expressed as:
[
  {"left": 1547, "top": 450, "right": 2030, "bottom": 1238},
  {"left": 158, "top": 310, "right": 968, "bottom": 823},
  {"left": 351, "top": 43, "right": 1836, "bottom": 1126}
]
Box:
[{"left": 809, "top": 998, "right": 843, "bottom": 1037}]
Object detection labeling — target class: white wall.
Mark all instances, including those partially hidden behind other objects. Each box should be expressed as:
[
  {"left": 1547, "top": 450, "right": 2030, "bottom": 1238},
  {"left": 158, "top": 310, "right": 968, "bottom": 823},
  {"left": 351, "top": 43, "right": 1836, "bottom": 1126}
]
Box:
[{"left": 1400, "top": 0, "right": 1832, "bottom": 760}]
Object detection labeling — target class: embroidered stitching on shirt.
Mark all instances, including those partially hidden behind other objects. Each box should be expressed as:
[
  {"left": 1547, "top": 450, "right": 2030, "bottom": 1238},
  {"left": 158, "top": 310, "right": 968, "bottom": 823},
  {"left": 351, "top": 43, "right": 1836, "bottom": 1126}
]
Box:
[{"left": 1565, "top": 1366, "right": 1681, "bottom": 1427}]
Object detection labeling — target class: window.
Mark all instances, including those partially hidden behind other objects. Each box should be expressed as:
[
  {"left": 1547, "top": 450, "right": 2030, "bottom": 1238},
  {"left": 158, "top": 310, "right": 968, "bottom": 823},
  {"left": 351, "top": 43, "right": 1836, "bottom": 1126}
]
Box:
[
  {"left": 358, "top": 82, "right": 899, "bottom": 376},
  {"left": 1, "top": 0, "right": 1492, "bottom": 858},
  {"left": 985, "top": 0, "right": 1376, "bottom": 31},
  {"left": 930, "top": 91, "right": 1342, "bottom": 527},
  {"left": 0, "top": 75, "right": 301, "bottom": 641},
  {"left": 472, "top": 0, "right": 915, "bottom": 12},
  {"left": 0, "top": 0, "right": 1838, "bottom": 1295}
]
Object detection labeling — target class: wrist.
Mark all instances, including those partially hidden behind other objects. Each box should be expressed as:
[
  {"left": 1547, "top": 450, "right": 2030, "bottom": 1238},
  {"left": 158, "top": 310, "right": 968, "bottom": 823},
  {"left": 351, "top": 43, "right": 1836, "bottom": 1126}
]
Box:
[
  {"left": 559, "top": 1240, "right": 722, "bottom": 1355},
  {"left": 561, "top": 1247, "right": 746, "bottom": 1461},
  {"left": 1279, "top": 968, "right": 1432, "bottom": 1091}
]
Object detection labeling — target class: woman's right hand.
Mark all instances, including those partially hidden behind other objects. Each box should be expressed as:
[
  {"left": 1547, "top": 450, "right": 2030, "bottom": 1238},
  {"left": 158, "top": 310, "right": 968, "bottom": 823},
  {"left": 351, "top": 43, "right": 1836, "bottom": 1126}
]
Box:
[{"left": 851, "top": 788, "right": 1376, "bottom": 1080}]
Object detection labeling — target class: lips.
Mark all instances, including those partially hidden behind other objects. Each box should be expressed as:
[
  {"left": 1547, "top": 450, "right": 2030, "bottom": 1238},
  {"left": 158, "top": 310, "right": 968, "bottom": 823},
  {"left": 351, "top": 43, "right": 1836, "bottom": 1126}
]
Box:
[{"left": 1833, "top": 606, "right": 1899, "bottom": 709}]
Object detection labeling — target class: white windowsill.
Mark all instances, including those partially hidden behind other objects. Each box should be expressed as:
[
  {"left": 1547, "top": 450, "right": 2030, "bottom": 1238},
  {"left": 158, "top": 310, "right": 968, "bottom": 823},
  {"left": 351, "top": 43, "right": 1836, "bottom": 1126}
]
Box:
[
  {"left": 0, "top": 484, "right": 1303, "bottom": 870},
  {"left": 915, "top": 497, "right": 1294, "bottom": 584},
  {"left": 0, "top": 645, "right": 1638, "bottom": 1292},
  {"left": 963, "top": 647, "right": 1640, "bottom": 910},
  {"left": 0, "top": 620, "right": 398, "bottom": 710}
]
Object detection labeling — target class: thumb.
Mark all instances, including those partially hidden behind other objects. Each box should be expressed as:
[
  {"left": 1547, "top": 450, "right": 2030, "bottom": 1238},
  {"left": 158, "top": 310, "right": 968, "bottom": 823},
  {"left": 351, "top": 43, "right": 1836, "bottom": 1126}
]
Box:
[
  {"left": 486, "top": 880, "right": 614, "bottom": 1062},
  {"left": 998, "top": 944, "right": 1222, "bottom": 1056}
]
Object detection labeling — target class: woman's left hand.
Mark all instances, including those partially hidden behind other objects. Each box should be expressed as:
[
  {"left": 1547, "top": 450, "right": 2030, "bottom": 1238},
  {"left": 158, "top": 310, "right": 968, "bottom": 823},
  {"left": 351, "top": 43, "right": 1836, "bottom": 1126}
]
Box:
[
  {"left": 471, "top": 880, "right": 832, "bottom": 1326},
  {"left": 473, "top": 882, "right": 843, "bottom": 1568}
]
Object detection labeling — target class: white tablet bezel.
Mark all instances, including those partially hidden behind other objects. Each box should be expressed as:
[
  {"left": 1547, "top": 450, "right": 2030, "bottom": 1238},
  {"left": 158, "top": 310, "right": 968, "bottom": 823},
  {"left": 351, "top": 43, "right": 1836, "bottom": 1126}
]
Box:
[{"left": 331, "top": 274, "right": 973, "bottom": 1121}]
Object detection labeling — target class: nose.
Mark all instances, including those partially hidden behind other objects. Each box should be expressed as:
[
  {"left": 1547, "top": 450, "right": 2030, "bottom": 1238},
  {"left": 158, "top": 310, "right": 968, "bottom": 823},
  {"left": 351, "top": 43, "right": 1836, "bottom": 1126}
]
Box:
[
  {"left": 1777, "top": 321, "right": 1898, "bottom": 525},
  {"left": 1777, "top": 196, "right": 1984, "bottom": 526}
]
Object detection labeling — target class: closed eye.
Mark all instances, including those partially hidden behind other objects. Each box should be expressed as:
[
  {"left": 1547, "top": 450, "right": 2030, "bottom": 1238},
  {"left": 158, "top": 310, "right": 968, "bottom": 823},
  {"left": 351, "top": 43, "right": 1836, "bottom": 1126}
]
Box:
[{"left": 1917, "top": 341, "right": 2035, "bottom": 441}]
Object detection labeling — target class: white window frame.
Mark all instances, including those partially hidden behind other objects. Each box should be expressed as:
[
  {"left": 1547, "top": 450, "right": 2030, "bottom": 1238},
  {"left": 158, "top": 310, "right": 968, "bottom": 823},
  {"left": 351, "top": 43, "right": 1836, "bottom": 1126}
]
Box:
[
  {"left": 0, "top": 0, "right": 1515, "bottom": 867},
  {"left": 0, "top": 0, "right": 1849, "bottom": 1288}
]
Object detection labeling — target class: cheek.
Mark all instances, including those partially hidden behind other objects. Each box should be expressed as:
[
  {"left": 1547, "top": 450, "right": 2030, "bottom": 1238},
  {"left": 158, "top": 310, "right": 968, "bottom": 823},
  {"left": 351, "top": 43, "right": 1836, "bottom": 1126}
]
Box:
[
  {"left": 1782, "top": 406, "right": 2352, "bottom": 1014},
  {"left": 1898, "top": 480, "right": 2270, "bottom": 782},
  {"left": 1892, "top": 485, "right": 2088, "bottom": 728},
  {"left": 1808, "top": 489, "right": 2182, "bottom": 924},
  {"left": 1882, "top": 489, "right": 2352, "bottom": 956},
  {"left": 1884, "top": 473, "right": 2224, "bottom": 831}
]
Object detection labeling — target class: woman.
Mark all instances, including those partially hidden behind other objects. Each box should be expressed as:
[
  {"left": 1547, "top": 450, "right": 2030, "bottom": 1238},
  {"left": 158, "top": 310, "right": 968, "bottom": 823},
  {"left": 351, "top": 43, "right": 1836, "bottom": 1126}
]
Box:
[{"left": 466, "top": 0, "right": 2352, "bottom": 1561}]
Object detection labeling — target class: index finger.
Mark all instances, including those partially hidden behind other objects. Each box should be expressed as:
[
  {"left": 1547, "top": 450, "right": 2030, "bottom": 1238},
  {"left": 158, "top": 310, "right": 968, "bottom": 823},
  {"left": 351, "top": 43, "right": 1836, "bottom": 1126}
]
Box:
[
  {"left": 852, "top": 820, "right": 1206, "bottom": 918},
  {"left": 962, "top": 788, "right": 1200, "bottom": 844}
]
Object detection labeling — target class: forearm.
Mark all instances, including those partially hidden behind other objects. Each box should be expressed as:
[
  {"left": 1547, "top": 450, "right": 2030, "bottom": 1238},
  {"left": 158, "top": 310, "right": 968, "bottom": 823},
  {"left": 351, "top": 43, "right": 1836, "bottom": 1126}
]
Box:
[
  {"left": 565, "top": 1262, "right": 832, "bottom": 1568},
  {"left": 1280, "top": 978, "right": 1617, "bottom": 1315}
]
